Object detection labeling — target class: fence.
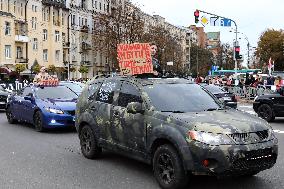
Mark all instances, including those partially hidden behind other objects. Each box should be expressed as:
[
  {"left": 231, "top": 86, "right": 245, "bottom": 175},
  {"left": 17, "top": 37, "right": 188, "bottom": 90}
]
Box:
[
  {"left": 0, "top": 81, "right": 278, "bottom": 101},
  {"left": 225, "top": 85, "right": 276, "bottom": 100}
]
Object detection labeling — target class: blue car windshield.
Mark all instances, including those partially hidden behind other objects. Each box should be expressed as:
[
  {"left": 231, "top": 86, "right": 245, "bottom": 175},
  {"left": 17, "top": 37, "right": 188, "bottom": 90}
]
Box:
[
  {"left": 35, "top": 86, "right": 78, "bottom": 99},
  {"left": 61, "top": 83, "right": 83, "bottom": 93}
]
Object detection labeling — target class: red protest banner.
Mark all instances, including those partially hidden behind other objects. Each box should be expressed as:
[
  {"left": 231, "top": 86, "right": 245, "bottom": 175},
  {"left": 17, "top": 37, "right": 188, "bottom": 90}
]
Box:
[{"left": 117, "top": 43, "right": 153, "bottom": 75}]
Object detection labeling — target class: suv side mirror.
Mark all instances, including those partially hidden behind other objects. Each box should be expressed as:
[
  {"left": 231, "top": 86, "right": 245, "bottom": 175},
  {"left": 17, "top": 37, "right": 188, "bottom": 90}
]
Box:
[{"left": 126, "top": 102, "right": 144, "bottom": 114}]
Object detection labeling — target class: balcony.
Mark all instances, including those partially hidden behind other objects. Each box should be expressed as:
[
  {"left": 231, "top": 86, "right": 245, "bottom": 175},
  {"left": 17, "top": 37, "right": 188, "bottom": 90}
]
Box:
[
  {"left": 81, "top": 42, "right": 92, "bottom": 51},
  {"left": 15, "top": 35, "right": 29, "bottom": 43},
  {"left": 15, "top": 58, "right": 28, "bottom": 63},
  {"left": 80, "top": 25, "right": 89, "bottom": 33},
  {"left": 81, "top": 61, "right": 92, "bottom": 67}
]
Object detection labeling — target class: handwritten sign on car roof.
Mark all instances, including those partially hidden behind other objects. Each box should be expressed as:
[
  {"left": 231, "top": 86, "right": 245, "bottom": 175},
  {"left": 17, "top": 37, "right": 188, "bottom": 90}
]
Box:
[{"left": 117, "top": 43, "right": 153, "bottom": 75}]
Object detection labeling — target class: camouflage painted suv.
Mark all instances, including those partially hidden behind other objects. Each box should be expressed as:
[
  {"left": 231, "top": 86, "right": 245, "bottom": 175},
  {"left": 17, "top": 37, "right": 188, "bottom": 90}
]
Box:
[{"left": 75, "top": 76, "right": 278, "bottom": 189}]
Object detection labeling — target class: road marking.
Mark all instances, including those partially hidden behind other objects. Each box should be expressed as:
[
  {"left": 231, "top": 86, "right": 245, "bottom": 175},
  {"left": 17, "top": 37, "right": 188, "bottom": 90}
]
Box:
[{"left": 274, "top": 130, "right": 284, "bottom": 134}]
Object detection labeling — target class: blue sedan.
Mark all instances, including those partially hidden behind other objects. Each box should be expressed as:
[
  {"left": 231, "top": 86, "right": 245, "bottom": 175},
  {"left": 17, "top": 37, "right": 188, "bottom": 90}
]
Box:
[{"left": 6, "top": 85, "right": 78, "bottom": 131}]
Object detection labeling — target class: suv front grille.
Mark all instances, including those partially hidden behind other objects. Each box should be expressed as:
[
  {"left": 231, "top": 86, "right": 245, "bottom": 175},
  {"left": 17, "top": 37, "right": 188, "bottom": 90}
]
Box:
[
  {"left": 232, "top": 148, "right": 276, "bottom": 171},
  {"left": 228, "top": 130, "right": 269, "bottom": 144}
]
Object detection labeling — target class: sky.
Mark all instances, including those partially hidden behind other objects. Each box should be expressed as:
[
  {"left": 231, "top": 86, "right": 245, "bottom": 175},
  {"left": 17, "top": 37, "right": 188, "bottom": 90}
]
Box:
[{"left": 131, "top": 0, "right": 284, "bottom": 64}]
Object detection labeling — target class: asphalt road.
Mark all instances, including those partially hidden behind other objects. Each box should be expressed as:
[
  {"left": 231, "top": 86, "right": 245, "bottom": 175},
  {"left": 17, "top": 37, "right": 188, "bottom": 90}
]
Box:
[{"left": 0, "top": 106, "right": 283, "bottom": 189}]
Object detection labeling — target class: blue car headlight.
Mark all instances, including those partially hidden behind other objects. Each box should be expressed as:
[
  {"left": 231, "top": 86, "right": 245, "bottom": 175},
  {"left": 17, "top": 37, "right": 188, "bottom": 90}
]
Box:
[{"left": 45, "top": 107, "right": 64, "bottom": 114}]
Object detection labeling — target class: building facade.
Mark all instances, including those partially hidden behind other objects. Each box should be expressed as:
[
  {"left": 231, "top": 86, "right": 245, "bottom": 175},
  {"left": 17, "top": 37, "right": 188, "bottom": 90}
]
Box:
[{"left": 0, "top": 0, "right": 196, "bottom": 79}]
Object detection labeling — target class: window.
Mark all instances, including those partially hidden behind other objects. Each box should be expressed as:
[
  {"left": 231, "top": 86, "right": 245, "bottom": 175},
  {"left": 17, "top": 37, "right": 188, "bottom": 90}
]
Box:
[
  {"left": 13, "top": 1, "right": 16, "bottom": 13},
  {"left": 55, "top": 50, "right": 60, "bottom": 61},
  {"left": 88, "top": 83, "right": 100, "bottom": 99},
  {"left": 33, "top": 38, "right": 38, "bottom": 50},
  {"left": 118, "top": 82, "right": 142, "bottom": 107},
  {"left": 43, "top": 29, "right": 47, "bottom": 41},
  {"left": 96, "top": 80, "right": 119, "bottom": 104},
  {"left": 99, "top": 2, "right": 101, "bottom": 10},
  {"left": 95, "top": 1, "right": 97, "bottom": 9},
  {"left": 0, "top": 0, "right": 3, "bottom": 10},
  {"left": 61, "top": 13, "right": 64, "bottom": 25},
  {"left": 72, "top": 15, "right": 75, "bottom": 25},
  {"left": 5, "top": 45, "right": 12, "bottom": 59},
  {"left": 43, "top": 49, "right": 48, "bottom": 61},
  {"left": 55, "top": 31, "right": 60, "bottom": 42},
  {"left": 16, "top": 47, "right": 22, "bottom": 58},
  {"left": 7, "top": 0, "right": 10, "bottom": 12},
  {"left": 20, "top": 3, "right": 23, "bottom": 16},
  {"left": 32, "top": 17, "right": 37, "bottom": 29},
  {"left": 5, "top": 22, "right": 11, "bottom": 35}
]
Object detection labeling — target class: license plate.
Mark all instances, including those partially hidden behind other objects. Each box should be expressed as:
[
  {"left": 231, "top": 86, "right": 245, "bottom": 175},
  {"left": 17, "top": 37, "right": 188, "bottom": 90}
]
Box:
[{"left": 223, "top": 97, "right": 231, "bottom": 101}]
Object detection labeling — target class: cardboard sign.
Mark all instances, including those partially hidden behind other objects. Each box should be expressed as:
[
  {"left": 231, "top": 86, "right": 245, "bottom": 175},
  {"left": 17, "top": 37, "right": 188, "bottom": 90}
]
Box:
[
  {"left": 33, "top": 74, "right": 59, "bottom": 86},
  {"left": 117, "top": 43, "right": 153, "bottom": 75}
]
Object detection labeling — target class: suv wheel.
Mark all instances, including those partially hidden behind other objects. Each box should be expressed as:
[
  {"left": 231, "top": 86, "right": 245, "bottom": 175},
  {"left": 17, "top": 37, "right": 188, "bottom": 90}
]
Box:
[
  {"left": 80, "top": 125, "right": 102, "bottom": 159},
  {"left": 257, "top": 104, "right": 275, "bottom": 122},
  {"left": 6, "top": 106, "right": 16, "bottom": 124},
  {"left": 153, "top": 144, "right": 188, "bottom": 189}
]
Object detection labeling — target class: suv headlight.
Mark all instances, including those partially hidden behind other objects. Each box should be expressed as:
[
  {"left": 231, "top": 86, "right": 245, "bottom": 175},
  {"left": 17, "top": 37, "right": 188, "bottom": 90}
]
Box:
[
  {"left": 45, "top": 107, "right": 64, "bottom": 114},
  {"left": 189, "top": 131, "right": 235, "bottom": 145}
]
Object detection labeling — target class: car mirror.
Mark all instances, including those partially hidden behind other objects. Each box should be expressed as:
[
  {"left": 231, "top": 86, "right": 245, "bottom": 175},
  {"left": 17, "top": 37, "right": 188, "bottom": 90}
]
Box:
[
  {"left": 126, "top": 102, "right": 144, "bottom": 114},
  {"left": 24, "top": 96, "right": 32, "bottom": 101}
]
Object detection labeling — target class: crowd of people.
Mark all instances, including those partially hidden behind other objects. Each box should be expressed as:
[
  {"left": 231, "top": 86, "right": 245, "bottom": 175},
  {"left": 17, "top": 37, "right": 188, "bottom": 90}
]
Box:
[{"left": 195, "top": 73, "right": 281, "bottom": 89}]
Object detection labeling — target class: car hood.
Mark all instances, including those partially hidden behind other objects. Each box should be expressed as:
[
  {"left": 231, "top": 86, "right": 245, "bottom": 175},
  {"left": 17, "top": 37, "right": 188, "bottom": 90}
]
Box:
[
  {"left": 160, "top": 109, "right": 270, "bottom": 134},
  {"left": 40, "top": 98, "right": 77, "bottom": 111}
]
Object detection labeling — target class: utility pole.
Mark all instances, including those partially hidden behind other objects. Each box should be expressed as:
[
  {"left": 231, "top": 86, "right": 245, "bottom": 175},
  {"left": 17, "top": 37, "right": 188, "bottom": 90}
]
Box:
[{"left": 25, "top": 0, "right": 29, "bottom": 68}]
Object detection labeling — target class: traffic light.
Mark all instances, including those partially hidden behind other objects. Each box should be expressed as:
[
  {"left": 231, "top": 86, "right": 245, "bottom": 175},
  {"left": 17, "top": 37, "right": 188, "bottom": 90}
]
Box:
[
  {"left": 194, "top": 10, "right": 199, "bottom": 24},
  {"left": 235, "top": 46, "right": 241, "bottom": 59}
]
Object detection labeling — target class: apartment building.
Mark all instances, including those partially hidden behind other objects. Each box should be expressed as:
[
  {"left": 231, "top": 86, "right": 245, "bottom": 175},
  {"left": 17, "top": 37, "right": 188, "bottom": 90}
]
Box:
[{"left": 0, "top": 0, "right": 69, "bottom": 79}]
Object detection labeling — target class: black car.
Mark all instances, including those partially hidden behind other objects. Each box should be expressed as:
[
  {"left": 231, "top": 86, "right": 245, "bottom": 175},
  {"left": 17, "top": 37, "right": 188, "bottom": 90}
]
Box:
[
  {"left": 253, "top": 89, "right": 284, "bottom": 122},
  {"left": 201, "top": 84, "right": 237, "bottom": 108},
  {"left": 0, "top": 85, "right": 10, "bottom": 110},
  {"left": 76, "top": 76, "right": 277, "bottom": 189}
]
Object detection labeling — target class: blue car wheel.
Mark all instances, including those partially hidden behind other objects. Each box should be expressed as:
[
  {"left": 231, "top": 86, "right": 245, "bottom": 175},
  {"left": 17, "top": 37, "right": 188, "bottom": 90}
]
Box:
[
  {"left": 34, "top": 111, "right": 44, "bottom": 132},
  {"left": 6, "top": 106, "right": 17, "bottom": 124}
]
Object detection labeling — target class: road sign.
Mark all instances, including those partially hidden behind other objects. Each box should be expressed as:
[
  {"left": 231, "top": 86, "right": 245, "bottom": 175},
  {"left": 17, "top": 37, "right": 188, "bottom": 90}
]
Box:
[
  {"left": 201, "top": 16, "right": 209, "bottom": 26},
  {"left": 210, "top": 17, "right": 220, "bottom": 26},
  {"left": 220, "top": 18, "right": 231, "bottom": 27}
]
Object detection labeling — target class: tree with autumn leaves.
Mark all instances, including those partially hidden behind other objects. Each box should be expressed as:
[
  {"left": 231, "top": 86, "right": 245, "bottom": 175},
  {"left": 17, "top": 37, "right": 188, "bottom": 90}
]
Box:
[
  {"left": 256, "top": 29, "right": 284, "bottom": 71},
  {"left": 92, "top": 2, "right": 185, "bottom": 74}
]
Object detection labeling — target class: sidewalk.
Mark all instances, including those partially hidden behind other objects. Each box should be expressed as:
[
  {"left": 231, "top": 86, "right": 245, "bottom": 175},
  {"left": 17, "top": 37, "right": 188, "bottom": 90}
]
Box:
[{"left": 236, "top": 96, "right": 254, "bottom": 104}]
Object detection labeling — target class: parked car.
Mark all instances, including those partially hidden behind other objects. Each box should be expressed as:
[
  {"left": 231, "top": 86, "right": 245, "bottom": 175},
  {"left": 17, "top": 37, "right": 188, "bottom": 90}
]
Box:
[
  {"left": 76, "top": 76, "right": 278, "bottom": 189},
  {"left": 6, "top": 84, "right": 78, "bottom": 131},
  {"left": 0, "top": 85, "right": 10, "bottom": 110},
  {"left": 253, "top": 87, "right": 284, "bottom": 122},
  {"left": 59, "top": 81, "right": 85, "bottom": 96},
  {"left": 201, "top": 83, "right": 237, "bottom": 109}
]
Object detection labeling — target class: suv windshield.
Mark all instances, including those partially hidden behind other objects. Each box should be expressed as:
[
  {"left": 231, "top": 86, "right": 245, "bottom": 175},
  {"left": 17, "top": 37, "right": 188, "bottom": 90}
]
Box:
[
  {"left": 35, "top": 86, "right": 78, "bottom": 99},
  {"left": 144, "top": 83, "right": 221, "bottom": 112}
]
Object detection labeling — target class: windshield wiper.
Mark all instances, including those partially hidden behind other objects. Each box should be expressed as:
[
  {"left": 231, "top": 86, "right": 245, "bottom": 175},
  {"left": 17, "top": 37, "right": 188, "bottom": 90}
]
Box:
[
  {"left": 161, "top": 110, "right": 185, "bottom": 113},
  {"left": 205, "top": 108, "right": 223, "bottom": 111}
]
